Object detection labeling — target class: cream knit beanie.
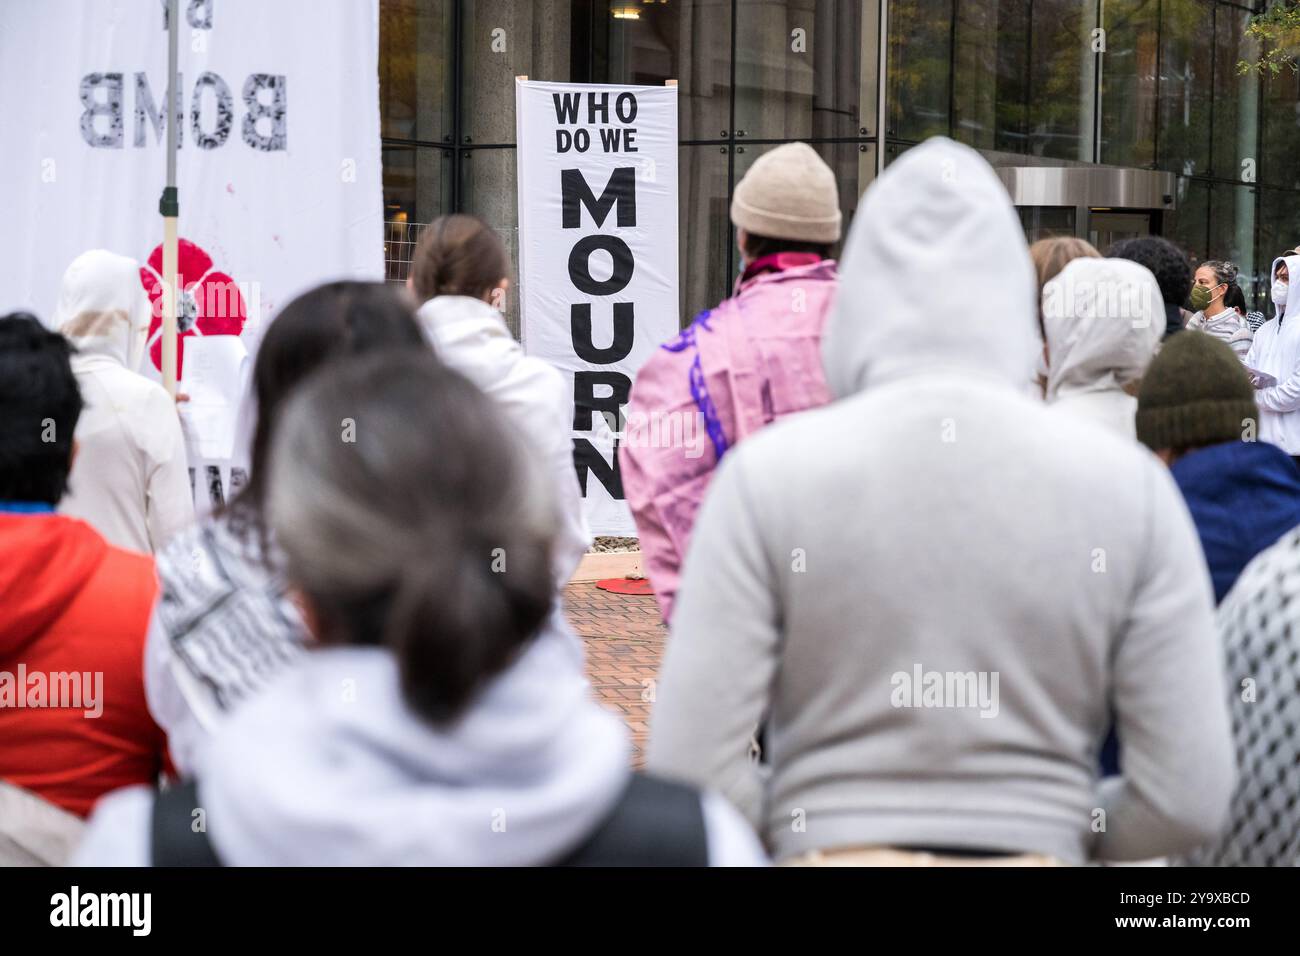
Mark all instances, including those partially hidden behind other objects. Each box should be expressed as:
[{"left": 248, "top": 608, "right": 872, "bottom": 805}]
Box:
[{"left": 730, "top": 142, "right": 842, "bottom": 244}]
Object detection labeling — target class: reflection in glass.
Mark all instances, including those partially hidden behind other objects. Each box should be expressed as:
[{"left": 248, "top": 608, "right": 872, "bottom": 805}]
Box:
[
  {"left": 887, "top": 0, "right": 952, "bottom": 142},
  {"left": 1156, "top": 0, "right": 1212, "bottom": 177},
  {"left": 735, "top": 0, "right": 877, "bottom": 139},
  {"left": 602, "top": 0, "right": 732, "bottom": 140},
  {"left": 379, "top": 0, "right": 454, "bottom": 142},
  {"left": 1028, "top": 0, "right": 1098, "bottom": 161},
  {"left": 461, "top": 0, "right": 573, "bottom": 145},
  {"left": 382, "top": 145, "right": 451, "bottom": 282},
  {"left": 1100, "top": 0, "right": 1159, "bottom": 168},
  {"left": 953, "top": 0, "right": 1030, "bottom": 153},
  {"left": 677, "top": 146, "right": 732, "bottom": 327},
  {"left": 1212, "top": 3, "right": 1259, "bottom": 184}
]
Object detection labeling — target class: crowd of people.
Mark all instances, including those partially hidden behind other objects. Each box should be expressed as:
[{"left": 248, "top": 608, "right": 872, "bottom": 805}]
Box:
[{"left": 2, "top": 136, "right": 1298, "bottom": 867}]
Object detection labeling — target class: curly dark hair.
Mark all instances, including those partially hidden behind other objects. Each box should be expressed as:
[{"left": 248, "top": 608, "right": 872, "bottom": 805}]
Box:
[{"left": 1106, "top": 237, "right": 1194, "bottom": 309}]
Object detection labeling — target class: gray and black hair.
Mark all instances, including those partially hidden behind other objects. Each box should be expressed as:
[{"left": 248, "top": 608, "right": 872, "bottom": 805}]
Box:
[
  {"left": 266, "top": 350, "right": 557, "bottom": 724},
  {"left": 1200, "top": 260, "right": 1240, "bottom": 289}
]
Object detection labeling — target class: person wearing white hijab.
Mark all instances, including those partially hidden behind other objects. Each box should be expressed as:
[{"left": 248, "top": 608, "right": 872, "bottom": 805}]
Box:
[{"left": 55, "top": 250, "right": 192, "bottom": 553}]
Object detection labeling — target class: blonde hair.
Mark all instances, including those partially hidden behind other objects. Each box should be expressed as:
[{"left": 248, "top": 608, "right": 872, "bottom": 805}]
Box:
[
  {"left": 1030, "top": 237, "right": 1102, "bottom": 336},
  {"left": 1030, "top": 236, "right": 1101, "bottom": 289}
]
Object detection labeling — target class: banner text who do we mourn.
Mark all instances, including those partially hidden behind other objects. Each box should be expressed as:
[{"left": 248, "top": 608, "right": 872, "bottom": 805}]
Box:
[{"left": 515, "top": 80, "right": 679, "bottom": 537}]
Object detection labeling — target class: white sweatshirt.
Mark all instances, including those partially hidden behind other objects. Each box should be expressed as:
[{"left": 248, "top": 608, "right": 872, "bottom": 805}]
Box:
[
  {"left": 55, "top": 250, "right": 193, "bottom": 553},
  {"left": 415, "top": 295, "right": 590, "bottom": 586},
  {"left": 1246, "top": 255, "right": 1300, "bottom": 454},
  {"left": 1042, "top": 257, "right": 1163, "bottom": 440}
]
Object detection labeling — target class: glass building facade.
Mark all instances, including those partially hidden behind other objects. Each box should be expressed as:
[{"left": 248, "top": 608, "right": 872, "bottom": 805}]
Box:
[{"left": 380, "top": 0, "right": 1295, "bottom": 330}]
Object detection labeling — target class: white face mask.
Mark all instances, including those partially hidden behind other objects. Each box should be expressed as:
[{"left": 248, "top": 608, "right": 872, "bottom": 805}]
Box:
[{"left": 1273, "top": 278, "right": 1289, "bottom": 308}]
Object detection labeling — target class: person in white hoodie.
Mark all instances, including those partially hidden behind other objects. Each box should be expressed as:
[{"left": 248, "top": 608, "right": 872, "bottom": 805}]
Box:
[
  {"left": 407, "top": 214, "right": 590, "bottom": 588},
  {"left": 74, "top": 351, "right": 764, "bottom": 866},
  {"left": 1041, "top": 256, "right": 1164, "bottom": 439},
  {"left": 1245, "top": 255, "right": 1300, "bottom": 464},
  {"left": 646, "top": 138, "right": 1234, "bottom": 866},
  {"left": 54, "top": 250, "right": 192, "bottom": 553}
]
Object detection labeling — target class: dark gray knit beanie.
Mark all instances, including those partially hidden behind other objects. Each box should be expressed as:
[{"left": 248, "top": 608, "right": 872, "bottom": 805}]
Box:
[{"left": 1136, "top": 330, "right": 1259, "bottom": 451}]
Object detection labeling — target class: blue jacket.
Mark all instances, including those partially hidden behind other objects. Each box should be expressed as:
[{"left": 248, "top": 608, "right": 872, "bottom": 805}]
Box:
[{"left": 1171, "top": 440, "right": 1300, "bottom": 604}]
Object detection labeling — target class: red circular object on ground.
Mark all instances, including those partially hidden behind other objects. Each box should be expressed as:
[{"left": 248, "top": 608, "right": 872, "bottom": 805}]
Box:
[{"left": 594, "top": 577, "right": 654, "bottom": 595}]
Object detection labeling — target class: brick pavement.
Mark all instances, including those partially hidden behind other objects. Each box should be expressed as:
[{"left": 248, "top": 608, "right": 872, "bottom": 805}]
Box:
[{"left": 563, "top": 580, "right": 666, "bottom": 767}]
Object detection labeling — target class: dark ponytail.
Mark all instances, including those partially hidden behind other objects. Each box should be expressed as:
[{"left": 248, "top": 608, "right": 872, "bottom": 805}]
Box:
[{"left": 265, "top": 350, "right": 556, "bottom": 724}]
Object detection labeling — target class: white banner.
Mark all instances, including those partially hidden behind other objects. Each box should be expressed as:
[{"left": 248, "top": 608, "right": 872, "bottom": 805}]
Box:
[
  {"left": 0, "top": 0, "right": 383, "bottom": 512},
  {"left": 516, "top": 80, "right": 679, "bottom": 537}
]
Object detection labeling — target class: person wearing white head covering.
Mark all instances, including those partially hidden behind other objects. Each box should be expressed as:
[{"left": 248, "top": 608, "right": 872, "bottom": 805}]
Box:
[
  {"left": 1244, "top": 254, "right": 1300, "bottom": 461},
  {"left": 55, "top": 250, "right": 193, "bottom": 553},
  {"left": 647, "top": 138, "right": 1233, "bottom": 866},
  {"left": 1042, "top": 256, "right": 1164, "bottom": 439}
]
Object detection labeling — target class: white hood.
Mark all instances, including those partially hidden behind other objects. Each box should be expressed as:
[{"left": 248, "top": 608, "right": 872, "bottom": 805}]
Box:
[
  {"left": 1273, "top": 255, "right": 1300, "bottom": 327},
  {"left": 54, "top": 249, "right": 152, "bottom": 371},
  {"left": 196, "top": 632, "right": 631, "bottom": 866},
  {"left": 821, "top": 138, "right": 1040, "bottom": 397},
  {"left": 1043, "top": 257, "right": 1163, "bottom": 402}
]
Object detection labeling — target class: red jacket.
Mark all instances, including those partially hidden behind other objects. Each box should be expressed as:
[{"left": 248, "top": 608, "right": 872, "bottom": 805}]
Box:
[{"left": 0, "top": 512, "right": 166, "bottom": 817}]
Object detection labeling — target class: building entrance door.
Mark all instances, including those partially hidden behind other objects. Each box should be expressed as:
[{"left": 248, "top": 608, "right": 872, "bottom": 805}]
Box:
[
  {"left": 996, "top": 165, "right": 1176, "bottom": 248},
  {"left": 1088, "top": 210, "right": 1159, "bottom": 249}
]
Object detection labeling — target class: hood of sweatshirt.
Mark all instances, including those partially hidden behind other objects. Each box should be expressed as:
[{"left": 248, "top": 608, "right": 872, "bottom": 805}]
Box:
[
  {"left": 0, "top": 514, "right": 107, "bottom": 655},
  {"left": 1043, "top": 257, "right": 1164, "bottom": 402},
  {"left": 1270, "top": 255, "right": 1300, "bottom": 327},
  {"left": 54, "top": 250, "right": 152, "bottom": 371},
  {"left": 821, "top": 138, "right": 1040, "bottom": 397},
  {"left": 196, "top": 633, "right": 631, "bottom": 865}
]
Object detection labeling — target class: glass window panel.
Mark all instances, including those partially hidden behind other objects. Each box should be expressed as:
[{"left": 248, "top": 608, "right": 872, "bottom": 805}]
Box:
[
  {"left": 679, "top": 145, "right": 732, "bottom": 325},
  {"left": 1259, "top": 61, "right": 1300, "bottom": 190},
  {"left": 1028, "top": 0, "right": 1098, "bottom": 161},
  {"left": 600, "top": 0, "right": 733, "bottom": 141},
  {"left": 382, "top": 145, "right": 452, "bottom": 283},
  {"left": 1164, "top": 174, "right": 1209, "bottom": 266},
  {"left": 1257, "top": 186, "right": 1300, "bottom": 296},
  {"left": 1209, "top": 180, "right": 1258, "bottom": 306},
  {"left": 886, "top": 0, "right": 952, "bottom": 142},
  {"left": 1019, "top": 207, "right": 1078, "bottom": 244},
  {"left": 461, "top": 0, "right": 574, "bottom": 145},
  {"left": 734, "top": 0, "right": 878, "bottom": 140},
  {"left": 1099, "top": 0, "right": 1159, "bottom": 168},
  {"left": 379, "top": 0, "right": 454, "bottom": 143},
  {"left": 1156, "top": 0, "right": 1213, "bottom": 177},
  {"left": 1213, "top": 3, "right": 1260, "bottom": 183},
  {"left": 459, "top": 147, "right": 521, "bottom": 335},
  {"left": 952, "top": 0, "right": 1031, "bottom": 153}
]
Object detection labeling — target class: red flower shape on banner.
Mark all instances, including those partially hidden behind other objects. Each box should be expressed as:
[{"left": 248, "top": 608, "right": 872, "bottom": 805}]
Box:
[{"left": 139, "top": 239, "right": 247, "bottom": 378}]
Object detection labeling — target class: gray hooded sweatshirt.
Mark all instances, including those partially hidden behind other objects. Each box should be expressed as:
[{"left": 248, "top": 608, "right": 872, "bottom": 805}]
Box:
[{"left": 646, "top": 138, "right": 1235, "bottom": 864}]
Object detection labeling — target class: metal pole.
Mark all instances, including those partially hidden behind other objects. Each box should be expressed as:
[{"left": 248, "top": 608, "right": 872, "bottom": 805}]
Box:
[{"left": 160, "top": 0, "right": 180, "bottom": 396}]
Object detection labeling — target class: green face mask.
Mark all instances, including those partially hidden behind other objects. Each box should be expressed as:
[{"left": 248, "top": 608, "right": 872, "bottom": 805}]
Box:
[{"left": 1190, "top": 283, "right": 1218, "bottom": 312}]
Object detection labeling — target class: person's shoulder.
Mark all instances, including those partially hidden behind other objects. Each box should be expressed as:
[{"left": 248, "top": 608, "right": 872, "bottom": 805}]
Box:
[{"left": 70, "top": 785, "right": 155, "bottom": 867}]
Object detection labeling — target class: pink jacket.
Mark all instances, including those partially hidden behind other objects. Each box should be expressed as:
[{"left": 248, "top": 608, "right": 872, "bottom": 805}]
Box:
[{"left": 621, "top": 257, "right": 838, "bottom": 621}]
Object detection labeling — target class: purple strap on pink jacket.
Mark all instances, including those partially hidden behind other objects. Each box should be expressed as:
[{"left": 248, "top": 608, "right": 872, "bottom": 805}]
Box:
[{"left": 620, "top": 258, "right": 839, "bottom": 622}]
